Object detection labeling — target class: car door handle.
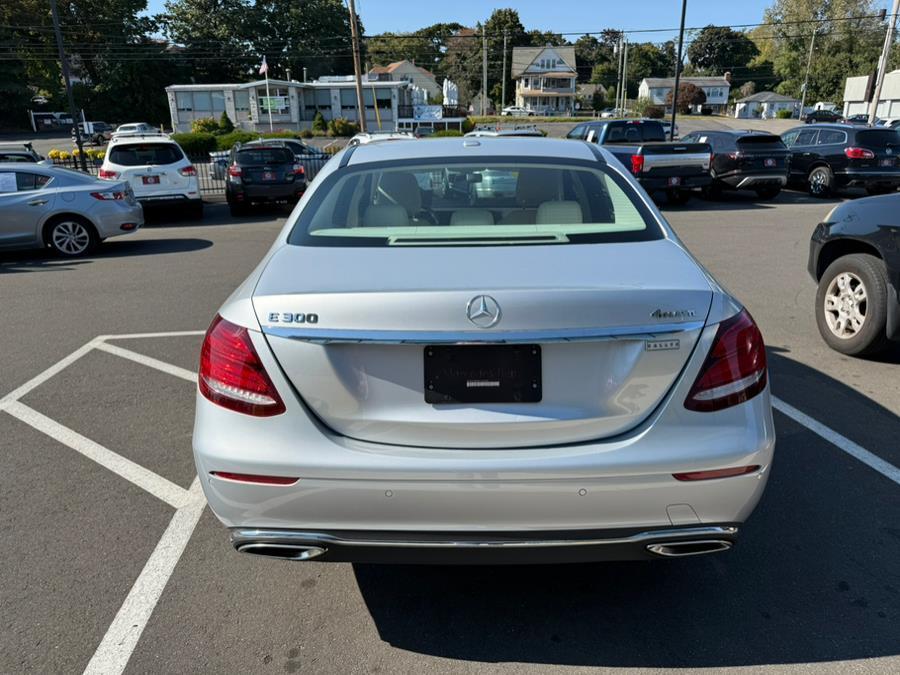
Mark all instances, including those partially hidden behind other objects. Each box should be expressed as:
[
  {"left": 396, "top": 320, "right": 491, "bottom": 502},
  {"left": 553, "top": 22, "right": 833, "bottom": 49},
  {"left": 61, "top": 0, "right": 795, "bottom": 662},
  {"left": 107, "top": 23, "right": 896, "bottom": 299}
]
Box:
[{"left": 27, "top": 199, "right": 48, "bottom": 206}]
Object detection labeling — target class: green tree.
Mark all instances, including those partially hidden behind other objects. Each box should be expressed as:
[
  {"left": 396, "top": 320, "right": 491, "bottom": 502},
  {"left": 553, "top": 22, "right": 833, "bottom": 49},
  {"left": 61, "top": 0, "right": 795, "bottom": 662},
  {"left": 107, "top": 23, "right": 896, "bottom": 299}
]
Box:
[
  {"left": 665, "top": 82, "right": 707, "bottom": 113},
  {"left": 574, "top": 34, "right": 606, "bottom": 83},
  {"left": 219, "top": 111, "right": 235, "bottom": 133},
  {"left": 312, "top": 110, "right": 327, "bottom": 132},
  {"left": 687, "top": 25, "right": 759, "bottom": 82}
]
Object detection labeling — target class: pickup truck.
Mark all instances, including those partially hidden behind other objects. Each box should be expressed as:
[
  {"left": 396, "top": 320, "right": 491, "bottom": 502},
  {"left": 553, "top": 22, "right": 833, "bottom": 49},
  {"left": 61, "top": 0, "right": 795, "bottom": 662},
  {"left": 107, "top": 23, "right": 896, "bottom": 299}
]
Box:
[
  {"left": 566, "top": 119, "right": 711, "bottom": 204},
  {"left": 71, "top": 121, "right": 114, "bottom": 146}
]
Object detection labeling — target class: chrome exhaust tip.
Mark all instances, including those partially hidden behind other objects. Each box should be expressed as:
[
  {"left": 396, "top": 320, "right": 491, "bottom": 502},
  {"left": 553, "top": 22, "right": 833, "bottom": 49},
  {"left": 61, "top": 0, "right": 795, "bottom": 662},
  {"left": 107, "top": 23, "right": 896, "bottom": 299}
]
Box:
[
  {"left": 236, "top": 543, "right": 326, "bottom": 561},
  {"left": 646, "top": 540, "right": 732, "bottom": 557}
]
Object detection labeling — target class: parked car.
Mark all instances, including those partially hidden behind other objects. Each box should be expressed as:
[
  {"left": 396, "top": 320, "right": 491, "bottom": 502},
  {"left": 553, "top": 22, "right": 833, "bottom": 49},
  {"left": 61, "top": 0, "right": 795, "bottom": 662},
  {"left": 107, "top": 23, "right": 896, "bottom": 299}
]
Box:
[
  {"left": 500, "top": 105, "right": 535, "bottom": 117},
  {"left": 210, "top": 138, "right": 330, "bottom": 182},
  {"left": 842, "top": 114, "right": 877, "bottom": 126},
  {"left": 656, "top": 119, "right": 679, "bottom": 140},
  {"left": 72, "top": 121, "right": 114, "bottom": 145},
  {"left": 680, "top": 130, "right": 789, "bottom": 200},
  {"left": 781, "top": 124, "right": 900, "bottom": 197},
  {"left": 193, "top": 137, "right": 774, "bottom": 565},
  {"left": 804, "top": 110, "right": 842, "bottom": 124},
  {"left": 567, "top": 119, "right": 712, "bottom": 204},
  {"left": 465, "top": 127, "right": 544, "bottom": 138},
  {"left": 0, "top": 162, "right": 142, "bottom": 256},
  {"left": 224, "top": 141, "right": 308, "bottom": 216},
  {"left": 113, "top": 122, "right": 160, "bottom": 138},
  {"left": 99, "top": 133, "right": 202, "bottom": 217},
  {"left": 808, "top": 193, "right": 900, "bottom": 355},
  {"left": 413, "top": 127, "right": 436, "bottom": 138},
  {"left": 0, "top": 143, "right": 44, "bottom": 163},
  {"left": 347, "top": 131, "right": 415, "bottom": 146}
]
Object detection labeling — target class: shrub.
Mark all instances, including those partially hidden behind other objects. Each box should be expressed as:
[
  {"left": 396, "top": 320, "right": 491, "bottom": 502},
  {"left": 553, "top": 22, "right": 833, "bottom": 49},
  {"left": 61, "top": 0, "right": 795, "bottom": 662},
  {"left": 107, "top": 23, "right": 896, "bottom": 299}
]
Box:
[
  {"left": 299, "top": 128, "right": 313, "bottom": 138},
  {"left": 171, "top": 132, "right": 218, "bottom": 154},
  {"left": 327, "top": 117, "right": 359, "bottom": 137},
  {"left": 461, "top": 117, "right": 476, "bottom": 133},
  {"left": 312, "top": 111, "right": 327, "bottom": 133},
  {"left": 218, "top": 111, "right": 235, "bottom": 133},
  {"left": 776, "top": 109, "right": 793, "bottom": 119},
  {"left": 432, "top": 129, "right": 462, "bottom": 137},
  {"left": 644, "top": 105, "right": 665, "bottom": 119},
  {"left": 191, "top": 117, "right": 220, "bottom": 134},
  {"left": 214, "top": 130, "right": 257, "bottom": 151}
]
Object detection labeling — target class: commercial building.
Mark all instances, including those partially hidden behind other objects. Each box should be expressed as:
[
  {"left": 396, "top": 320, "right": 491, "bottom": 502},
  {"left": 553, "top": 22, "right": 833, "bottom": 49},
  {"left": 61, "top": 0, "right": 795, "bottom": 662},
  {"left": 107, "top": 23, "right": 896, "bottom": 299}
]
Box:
[{"left": 843, "top": 71, "right": 900, "bottom": 119}]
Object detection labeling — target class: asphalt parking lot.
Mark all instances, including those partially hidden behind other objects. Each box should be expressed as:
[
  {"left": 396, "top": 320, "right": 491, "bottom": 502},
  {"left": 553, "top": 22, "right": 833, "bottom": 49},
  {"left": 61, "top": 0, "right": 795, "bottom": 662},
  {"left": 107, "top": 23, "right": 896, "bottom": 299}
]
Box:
[{"left": 1, "top": 191, "right": 898, "bottom": 674}]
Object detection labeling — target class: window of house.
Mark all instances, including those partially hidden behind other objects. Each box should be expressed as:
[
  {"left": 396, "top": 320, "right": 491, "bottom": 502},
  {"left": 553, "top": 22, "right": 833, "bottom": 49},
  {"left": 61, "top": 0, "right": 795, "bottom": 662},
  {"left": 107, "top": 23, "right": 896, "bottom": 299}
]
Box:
[
  {"left": 211, "top": 91, "right": 225, "bottom": 113},
  {"left": 340, "top": 89, "right": 358, "bottom": 110},
  {"left": 175, "top": 92, "right": 193, "bottom": 111},
  {"left": 193, "top": 91, "right": 212, "bottom": 112},
  {"left": 234, "top": 90, "right": 250, "bottom": 112}
]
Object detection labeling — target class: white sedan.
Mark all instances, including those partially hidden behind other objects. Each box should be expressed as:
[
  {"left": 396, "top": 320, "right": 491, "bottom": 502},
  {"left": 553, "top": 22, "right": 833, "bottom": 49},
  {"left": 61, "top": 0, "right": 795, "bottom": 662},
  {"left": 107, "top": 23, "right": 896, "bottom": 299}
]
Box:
[
  {"left": 500, "top": 106, "right": 535, "bottom": 117},
  {"left": 193, "top": 137, "right": 775, "bottom": 564}
]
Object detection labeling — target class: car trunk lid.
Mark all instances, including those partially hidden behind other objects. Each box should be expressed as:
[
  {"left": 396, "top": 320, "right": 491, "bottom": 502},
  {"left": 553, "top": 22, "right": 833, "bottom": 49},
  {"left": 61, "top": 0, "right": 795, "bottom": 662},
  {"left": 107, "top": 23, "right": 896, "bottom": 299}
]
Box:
[{"left": 254, "top": 241, "right": 714, "bottom": 448}]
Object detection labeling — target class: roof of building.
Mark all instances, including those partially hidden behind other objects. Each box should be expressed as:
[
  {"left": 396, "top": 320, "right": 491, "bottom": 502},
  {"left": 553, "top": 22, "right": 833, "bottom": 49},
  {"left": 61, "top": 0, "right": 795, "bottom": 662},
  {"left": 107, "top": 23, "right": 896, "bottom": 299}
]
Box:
[
  {"left": 165, "top": 79, "right": 406, "bottom": 92},
  {"left": 511, "top": 46, "right": 577, "bottom": 77},
  {"left": 737, "top": 91, "right": 799, "bottom": 103},
  {"left": 369, "top": 60, "right": 436, "bottom": 79},
  {"left": 642, "top": 76, "right": 730, "bottom": 88}
]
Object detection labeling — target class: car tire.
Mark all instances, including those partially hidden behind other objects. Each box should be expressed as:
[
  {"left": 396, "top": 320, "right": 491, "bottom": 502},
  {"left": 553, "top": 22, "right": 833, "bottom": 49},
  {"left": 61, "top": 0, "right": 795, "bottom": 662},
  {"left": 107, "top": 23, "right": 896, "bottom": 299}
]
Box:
[
  {"left": 815, "top": 253, "right": 890, "bottom": 356},
  {"left": 45, "top": 216, "right": 99, "bottom": 257},
  {"left": 666, "top": 189, "right": 691, "bottom": 206},
  {"left": 807, "top": 165, "right": 834, "bottom": 197},
  {"left": 754, "top": 186, "right": 781, "bottom": 200}
]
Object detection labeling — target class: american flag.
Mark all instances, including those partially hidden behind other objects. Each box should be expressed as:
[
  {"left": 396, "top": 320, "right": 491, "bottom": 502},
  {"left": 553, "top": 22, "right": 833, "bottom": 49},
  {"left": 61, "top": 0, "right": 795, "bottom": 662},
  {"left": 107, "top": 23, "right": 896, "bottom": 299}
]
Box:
[{"left": 259, "top": 56, "right": 268, "bottom": 75}]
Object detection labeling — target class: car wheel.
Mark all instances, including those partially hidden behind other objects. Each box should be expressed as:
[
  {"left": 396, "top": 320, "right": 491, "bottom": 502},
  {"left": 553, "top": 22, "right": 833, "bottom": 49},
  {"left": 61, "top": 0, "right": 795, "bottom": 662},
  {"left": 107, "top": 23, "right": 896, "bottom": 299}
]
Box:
[
  {"left": 754, "top": 186, "right": 781, "bottom": 200},
  {"left": 46, "top": 216, "right": 98, "bottom": 257},
  {"left": 666, "top": 189, "right": 691, "bottom": 205},
  {"left": 815, "top": 253, "right": 890, "bottom": 356},
  {"left": 808, "top": 165, "right": 834, "bottom": 197}
]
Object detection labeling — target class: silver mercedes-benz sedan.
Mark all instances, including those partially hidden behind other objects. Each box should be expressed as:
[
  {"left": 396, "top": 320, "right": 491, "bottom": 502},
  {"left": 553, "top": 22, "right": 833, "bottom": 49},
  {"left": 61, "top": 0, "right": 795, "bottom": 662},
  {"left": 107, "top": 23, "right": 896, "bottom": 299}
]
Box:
[
  {"left": 193, "top": 138, "right": 775, "bottom": 564},
  {"left": 0, "top": 163, "right": 142, "bottom": 256}
]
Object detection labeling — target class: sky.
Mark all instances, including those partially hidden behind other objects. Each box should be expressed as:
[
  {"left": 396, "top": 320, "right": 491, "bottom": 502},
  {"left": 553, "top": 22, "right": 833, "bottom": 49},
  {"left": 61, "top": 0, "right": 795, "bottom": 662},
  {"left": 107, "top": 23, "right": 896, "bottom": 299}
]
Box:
[{"left": 142, "top": 0, "right": 892, "bottom": 39}]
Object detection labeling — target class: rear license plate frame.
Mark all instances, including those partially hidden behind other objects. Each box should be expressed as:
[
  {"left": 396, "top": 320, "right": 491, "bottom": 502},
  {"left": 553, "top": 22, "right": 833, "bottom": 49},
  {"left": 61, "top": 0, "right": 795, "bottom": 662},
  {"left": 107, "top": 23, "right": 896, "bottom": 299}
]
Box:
[
  {"left": 424, "top": 344, "right": 542, "bottom": 404},
  {"left": 263, "top": 171, "right": 275, "bottom": 181},
  {"left": 880, "top": 158, "right": 894, "bottom": 167},
  {"left": 667, "top": 176, "right": 682, "bottom": 186},
  {"left": 142, "top": 175, "right": 160, "bottom": 185},
  {"left": 764, "top": 158, "right": 776, "bottom": 167}
]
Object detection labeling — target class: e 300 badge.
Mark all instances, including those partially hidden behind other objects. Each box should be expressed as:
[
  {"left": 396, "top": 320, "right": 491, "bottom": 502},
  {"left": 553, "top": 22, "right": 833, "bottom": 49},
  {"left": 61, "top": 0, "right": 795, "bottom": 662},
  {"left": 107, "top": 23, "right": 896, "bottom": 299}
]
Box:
[{"left": 268, "top": 312, "right": 319, "bottom": 324}]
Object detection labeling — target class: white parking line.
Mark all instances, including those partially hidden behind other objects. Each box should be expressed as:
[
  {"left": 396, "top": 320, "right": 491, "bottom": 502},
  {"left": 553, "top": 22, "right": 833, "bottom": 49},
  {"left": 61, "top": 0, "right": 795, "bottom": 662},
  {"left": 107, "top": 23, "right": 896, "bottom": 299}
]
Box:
[
  {"left": 83, "top": 477, "right": 206, "bottom": 675},
  {"left": 772, "top": 396, "right": 900, "bottom": 487},
  {"left": 101, "top": 330, "right": 206, "bottom": 341},
  {"left": 95, "top": 342, "right": 198, "bottom": 383},
  {"left": 5, "top": 401, "right": 194, "bottom": 509}
]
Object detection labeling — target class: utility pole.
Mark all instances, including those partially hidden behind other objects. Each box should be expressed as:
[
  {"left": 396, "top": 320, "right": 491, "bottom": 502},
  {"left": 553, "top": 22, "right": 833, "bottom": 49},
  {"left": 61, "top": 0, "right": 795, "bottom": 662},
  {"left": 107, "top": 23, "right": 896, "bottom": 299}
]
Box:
[
  {"left": 501, "top": 30, "right": 508, "bottom": 108},
  {"left": 49, "top": 0, "right": 86, "bottom": 171},
  {"left": 669, "top": 0, "right": 688, "bottom": 141},
  {"left": 348, "top": 0, "right": 366, "bottom": 132},
  {"left": 482, "top": 29, "right": 488, "bottom": 115},
  {"left": 622, "top": 38, "right": 629, "bottom": 113},
  {"left": 286, "top": 68, "right": 292, "bottom": 82},
  {"left": 303, "top": 67, "right": 307, "bottom": 83},
  {"left": 799, "top": 27, "right": 817, "bottom": 120},
  {"left": 869, "top": 0, "right": 900, "bottom": 125}
]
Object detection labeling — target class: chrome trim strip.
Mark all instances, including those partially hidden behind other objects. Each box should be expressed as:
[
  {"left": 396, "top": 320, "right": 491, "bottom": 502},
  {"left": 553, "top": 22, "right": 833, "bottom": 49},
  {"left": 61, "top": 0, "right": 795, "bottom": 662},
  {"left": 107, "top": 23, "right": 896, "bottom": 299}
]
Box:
[
  {"left": 231, "top": 525, "right": 738, "bottom": 550},
  {"left": 735, "top": 175, "right": 788, "bottom": 188},
  {"left": 261, "top": 320, "right": 705, "bottom": 344}
]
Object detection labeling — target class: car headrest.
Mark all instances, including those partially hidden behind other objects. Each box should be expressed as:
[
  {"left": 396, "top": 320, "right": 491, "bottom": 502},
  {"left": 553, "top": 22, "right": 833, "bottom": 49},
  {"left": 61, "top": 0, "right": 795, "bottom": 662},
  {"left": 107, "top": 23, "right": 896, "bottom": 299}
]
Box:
[
  {"left": 450, "top": 209, "right": 495, "bottom": 225},
  {"left": 375, "top": 172, "right": 421, "bottom": 215},
  {"left": 515, "top": 168, "right": 559, "bottom": 207},
  {"left": 536, "top": 200, "right": 583, "bottom": 225},
  {"left": 363, "top": 204, "right": 409, "bottom": 228}
]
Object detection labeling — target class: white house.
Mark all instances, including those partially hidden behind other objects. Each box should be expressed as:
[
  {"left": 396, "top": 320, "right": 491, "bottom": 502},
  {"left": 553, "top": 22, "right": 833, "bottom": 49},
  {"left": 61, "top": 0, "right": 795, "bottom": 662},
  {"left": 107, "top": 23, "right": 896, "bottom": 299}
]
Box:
[
  {"left": 511, "top": 46, "right": 577, "bottom": 115},
  {"left": 164, "top": 78, "right": 411, "bottom": 133},
  {"left": 368, "top": 60, "right": 441, "bottom": 102},
  {"left": 842, "top": 71, "right": 900, "bottom": 119},
  {"left": 638, "top": 76, "right": 731, "bottom": 113},
  {"left": 734, "top": 91, "right": 800, "bottom": 119}
]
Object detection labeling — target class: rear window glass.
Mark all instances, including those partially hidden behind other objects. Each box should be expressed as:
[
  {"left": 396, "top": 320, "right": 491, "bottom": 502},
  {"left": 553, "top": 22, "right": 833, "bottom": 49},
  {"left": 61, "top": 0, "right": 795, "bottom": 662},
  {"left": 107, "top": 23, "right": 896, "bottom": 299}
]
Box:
[
  {"left": 604, "top": 122, "right": 665, "bottom": 143},
  {"left": 0, "top": 153, "right": 35, "bottom": 162},
  {"left": 737, "top": 135, "right": 786, "bottom": 150},
  {"left": 109, "top": 143, "right": 183, "bottom": 166},
  {"left": 236, "top": 148, "right": 293, "bottom": 165},
  {"left": 287, "top": 159, "right": 662, "bottom": 247},
  {"left": 855, "top": 129, "right": 900, "bottom": 149},
  {"left": 816, "top": 130, "right": 846, "bottom": 145}
]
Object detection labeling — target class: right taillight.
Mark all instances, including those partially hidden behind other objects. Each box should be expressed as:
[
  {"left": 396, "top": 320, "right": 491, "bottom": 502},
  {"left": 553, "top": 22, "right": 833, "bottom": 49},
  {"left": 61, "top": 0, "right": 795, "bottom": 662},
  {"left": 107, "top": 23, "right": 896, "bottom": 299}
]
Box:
[
  {"left": 684, "top": 309, "right": 767, "bottom": 412},
  {"left": 199, "top": 315, "right": 286, "bottom": 416}
]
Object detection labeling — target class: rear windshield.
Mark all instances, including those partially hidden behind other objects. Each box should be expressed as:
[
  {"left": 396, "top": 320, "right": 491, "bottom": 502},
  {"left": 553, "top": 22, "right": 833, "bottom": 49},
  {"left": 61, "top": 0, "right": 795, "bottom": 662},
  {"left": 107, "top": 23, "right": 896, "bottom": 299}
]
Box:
[
  {"left": 855, "top": 129, "right": 900, "bottom": 149},
  {"left": 287, "top": 159, "right": 662, "bottom": 247},
  {"left": 737, "top": 135, "right": 786, "bottom": 151},
  {"left": 603, "top": 121, "right": 666, "bottom": 143},
  {"left": 236, "top": 147, "right": 293, "bottom": 165},
  {"left": 109, "top": 143, "right": 183, "bottom": 166}
]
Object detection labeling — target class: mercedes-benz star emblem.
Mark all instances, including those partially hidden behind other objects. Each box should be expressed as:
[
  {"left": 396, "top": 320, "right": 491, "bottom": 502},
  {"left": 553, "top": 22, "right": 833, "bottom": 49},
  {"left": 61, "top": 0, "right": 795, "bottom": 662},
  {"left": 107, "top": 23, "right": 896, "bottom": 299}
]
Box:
[{"left": 466, "top": 295, "right": 501, "bottom": 328}]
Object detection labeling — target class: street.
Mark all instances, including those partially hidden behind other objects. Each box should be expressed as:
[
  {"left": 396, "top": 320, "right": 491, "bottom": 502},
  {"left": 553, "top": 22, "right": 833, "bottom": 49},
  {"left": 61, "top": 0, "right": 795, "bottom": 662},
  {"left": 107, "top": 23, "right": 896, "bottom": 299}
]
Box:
[{"left": 1, "top": 190, "right": 898, "bottom": 674}]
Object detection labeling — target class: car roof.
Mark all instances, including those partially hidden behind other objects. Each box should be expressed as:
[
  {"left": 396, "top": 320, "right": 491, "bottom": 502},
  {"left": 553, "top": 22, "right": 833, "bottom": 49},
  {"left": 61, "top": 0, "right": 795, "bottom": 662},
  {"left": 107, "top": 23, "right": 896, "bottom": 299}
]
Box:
[
  {"left": 108, "top": 133, "right": 174, "bottom": 145},
  {"left": 345, "top": 136, "right": 601, "bottom": 165}
]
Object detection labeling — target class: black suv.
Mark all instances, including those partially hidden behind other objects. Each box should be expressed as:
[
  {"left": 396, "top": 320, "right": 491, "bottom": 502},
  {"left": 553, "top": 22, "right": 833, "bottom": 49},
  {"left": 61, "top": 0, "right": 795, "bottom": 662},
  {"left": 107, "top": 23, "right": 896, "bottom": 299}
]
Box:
[
  {"left": 781, "top": 123, "right": 900, "bottom": 196},
  {"left": 680, "top": 130, "right": 789, "bottom": 199},
  {"left": 804, "top": 110, "right": 841, "bottom": 124},
  {"left": 225, "top": 140, "right": 307, "bottom": 216}
]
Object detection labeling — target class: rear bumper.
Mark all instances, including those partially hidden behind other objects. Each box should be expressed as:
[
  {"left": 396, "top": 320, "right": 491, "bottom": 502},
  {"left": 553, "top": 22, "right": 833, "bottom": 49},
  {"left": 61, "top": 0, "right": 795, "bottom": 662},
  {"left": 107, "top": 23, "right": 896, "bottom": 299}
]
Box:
[
  {"left": 719, "top": 173, "right": 788, "bottom": 189},
  {"left": 136, "top": 194, "right": 202, "bottom": 209},
  {"left": 835, "top": 169, "right": 900, "bottom": 187},
  {"left": 229, "top": 524, "right": 740, "bottom": 564},
  {"left": 639, "top": 174, "right": 712, "bottom": 191},
  {"left": 91, "top": 201, "right": 144, "bottom": 238},
  {"left": 229, "top": 183, "right": 306, "bottom": 201}
]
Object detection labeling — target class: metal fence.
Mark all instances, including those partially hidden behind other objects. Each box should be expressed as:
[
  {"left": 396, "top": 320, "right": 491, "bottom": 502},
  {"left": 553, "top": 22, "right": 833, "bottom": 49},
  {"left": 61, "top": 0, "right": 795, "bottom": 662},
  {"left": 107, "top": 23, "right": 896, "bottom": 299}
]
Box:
[{"left": 50, "top": 153, "right": 333, "bottom": 198}]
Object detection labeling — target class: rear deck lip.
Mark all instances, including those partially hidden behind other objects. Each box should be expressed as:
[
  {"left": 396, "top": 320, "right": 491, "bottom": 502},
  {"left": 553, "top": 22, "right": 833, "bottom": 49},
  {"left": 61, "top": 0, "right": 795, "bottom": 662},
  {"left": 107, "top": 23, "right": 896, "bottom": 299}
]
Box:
[{"left": 260, "top": 320, "right": 706, "bottom": 344}]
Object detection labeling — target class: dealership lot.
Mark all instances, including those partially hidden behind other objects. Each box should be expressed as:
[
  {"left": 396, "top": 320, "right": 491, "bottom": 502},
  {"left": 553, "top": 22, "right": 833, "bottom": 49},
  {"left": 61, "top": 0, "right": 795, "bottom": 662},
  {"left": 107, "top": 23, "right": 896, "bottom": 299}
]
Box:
[{"left": 1, "top": 195, "right": 898, "bottom": 674}]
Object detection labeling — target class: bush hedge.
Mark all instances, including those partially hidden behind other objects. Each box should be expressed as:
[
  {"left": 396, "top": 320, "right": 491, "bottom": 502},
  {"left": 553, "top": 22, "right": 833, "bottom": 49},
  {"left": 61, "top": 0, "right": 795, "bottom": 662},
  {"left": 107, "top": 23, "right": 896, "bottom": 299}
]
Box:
[
  {"left": 170, "top": 128, "right": 342, "bottom": 154},
  {"left": 776, "top": 109, "right": 794, "bottom": 119},
  {"left": 432, "top": 129, "right": 463, "bottom": 137},
  {"left": 170, "top": 132, "right": 217, "bottom": 154},
  {"left": 190, "top": 117, "right": 220, "bottom": 134},
  {"left": 327, "top": 117, "right": 359, "bottom": 137}
]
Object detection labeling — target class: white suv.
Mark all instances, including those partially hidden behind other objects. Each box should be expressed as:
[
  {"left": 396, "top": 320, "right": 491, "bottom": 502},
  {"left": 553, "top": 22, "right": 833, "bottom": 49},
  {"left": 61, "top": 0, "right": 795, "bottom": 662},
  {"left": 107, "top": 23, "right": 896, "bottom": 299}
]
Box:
[{"left": 99, "top": 135, "right": 202, "bottom": 217}]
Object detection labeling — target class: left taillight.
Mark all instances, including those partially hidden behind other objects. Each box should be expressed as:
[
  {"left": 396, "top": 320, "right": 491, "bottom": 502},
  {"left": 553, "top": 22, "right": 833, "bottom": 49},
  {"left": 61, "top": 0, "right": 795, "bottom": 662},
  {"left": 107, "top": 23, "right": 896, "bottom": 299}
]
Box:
[
  {"left": 630, "top": 154, "right": 644, "bottom": 175},
  {"left": 292, "top": 163, "right": 305, "bottom": 176},
  {"left": 199, "top": 315, "right": 286, "bottom": 416},
  {"left": 684, "top": 309, "right": 767, "bottom": 412},
  {"left": 98, "top": 169, "right": 119, "bottom": 180}
]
